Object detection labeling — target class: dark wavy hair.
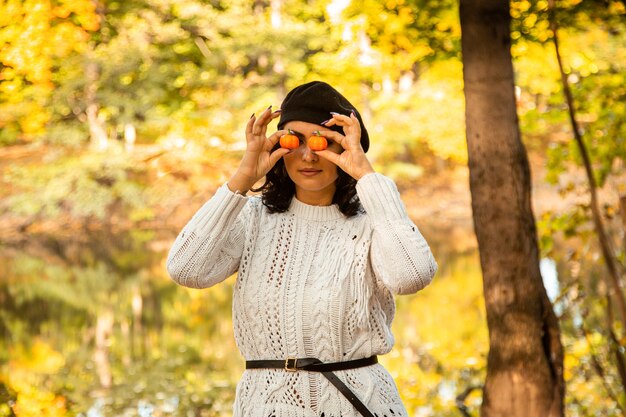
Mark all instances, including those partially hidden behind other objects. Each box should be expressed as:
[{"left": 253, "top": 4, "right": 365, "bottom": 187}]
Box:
[{"left": 252, "top": 146, "right": 362, "bottom": 217}]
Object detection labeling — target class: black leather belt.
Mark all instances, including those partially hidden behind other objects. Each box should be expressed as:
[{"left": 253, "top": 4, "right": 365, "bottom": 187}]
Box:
[{"left": 246, "top": 356, "right": 378, "bottom": 417}]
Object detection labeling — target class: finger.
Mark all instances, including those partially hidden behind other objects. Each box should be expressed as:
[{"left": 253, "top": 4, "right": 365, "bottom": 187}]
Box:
[
  {"left": 330, "top": 111, "right": 361, "bottom": 130},
  {"left": 329, "top": 112, "right": 353, "bottom": 124},
  {"left": 347, "top": 111, "right": 362, "bottom": 136},
  {"left": 246, "top": 113, "right": 256, "bottom": 137},
  {"left": 259, "top": 106, "right": 279, "bottom": 137},
  {"left": 251, "top": 106, "right": 273, "bottom": 135},
  {"left": 321, "top": 118, "right": 337, "bottom": 127},
  {"left": 268, "top": 147, "right": 291, "bottom": 167},
  {"left": 316, "top": 130, "right": 348, "bottom": 147},
  {"left": 267, "top": 110, "right": 282, "bottom": 133},
  {"left": 331, "top": 112, "right": 361, "bottom": 139},
  {"left": 259, "top": 105, "right": 274, "bottom": 121},
  {"left": 349, "top": 111, "right": 362, "bottom": 130},
  {"left": 251, "top": 120, "right": 263, "bottom": 136},
  {"left": 314, "top": 149, "right": 342, "bottom": 167},
  {"left": 266, "top": 129, "right": 289, "bottom": 150}
]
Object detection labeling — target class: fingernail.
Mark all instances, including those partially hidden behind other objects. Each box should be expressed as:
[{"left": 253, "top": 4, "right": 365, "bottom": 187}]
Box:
[
  {"left": 351, "top": 109, "right": 356, "bottom": 116},
  {"left": 330, "top": 112, "right": 340, "bottom": 116},
  {"left": 321, "top": 119, "right": 331, "bottom": 125},
  {"left": 274, "top": 109, "right": 282, "bottom": 113},
  {"left": 250, "top": 113, "right": 255, "bottom": 119},
  {"left": 267, "top": 105, "right": 272, "bottom": 111}
]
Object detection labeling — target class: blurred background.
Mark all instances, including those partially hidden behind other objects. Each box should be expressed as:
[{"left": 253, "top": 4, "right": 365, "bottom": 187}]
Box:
[{"left": 0, "top": 0, "right": 624, "bottom": 416}]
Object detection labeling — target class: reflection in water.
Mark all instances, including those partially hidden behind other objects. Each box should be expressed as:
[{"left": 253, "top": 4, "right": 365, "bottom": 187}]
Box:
[
  {"left": 1, "top": 231, "right": 487, "bottom": 416},
  {"left": 1, "top": 227, "right": 238, "bottom": 416}
]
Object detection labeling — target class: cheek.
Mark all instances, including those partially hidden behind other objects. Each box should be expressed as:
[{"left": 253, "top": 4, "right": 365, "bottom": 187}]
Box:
[
  {"left": 283, "top": 151, "right": 296, "bottom": 163},
  {"left": 323, "top": 161, "right": 339, "bottom": 178},
  {"left": 328, "top": 143, "right": 343, "bottom": 154},
  {"left": 282, "top": 154, "right": 298, "bottom": 175}
]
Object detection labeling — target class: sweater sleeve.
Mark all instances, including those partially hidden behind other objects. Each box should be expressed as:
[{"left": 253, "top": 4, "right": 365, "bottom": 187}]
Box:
[
  {"left": 356, "top": 173, "right": 438, "bottom": 295},
  {"left": 166, "top": 183, "right": 253, "bottom": 289}
]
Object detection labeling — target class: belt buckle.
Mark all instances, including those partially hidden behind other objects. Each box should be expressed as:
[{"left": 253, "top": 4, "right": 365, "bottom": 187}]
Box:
[{"left": 285, "top": 357, "right": 298, "bottom": 372}]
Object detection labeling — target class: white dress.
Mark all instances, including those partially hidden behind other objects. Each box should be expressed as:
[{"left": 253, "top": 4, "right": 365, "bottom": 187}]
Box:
[{"left": 166, "top": 173, "right": 438, "bottom": 417}]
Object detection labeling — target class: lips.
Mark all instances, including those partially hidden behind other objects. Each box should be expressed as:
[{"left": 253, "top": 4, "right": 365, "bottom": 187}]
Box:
[{"left": 299, "top": 168, "right": 322, "bottom": 176}]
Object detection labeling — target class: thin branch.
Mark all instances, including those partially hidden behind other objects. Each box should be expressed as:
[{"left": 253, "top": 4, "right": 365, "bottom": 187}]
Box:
[
  {"left": 193, "top": 37, "right": 212, "bottom": 59},
  {"left": 606, "top": 293, "right": 626, "bottom": 402},
  {"left": 579, "top": 320, "right": 626, "bottom": 415},
  {"left": 455, "top": 385, "right": 481, "bottom": 417},
  {"left": 621, "top": 196, "right": 626, "bottom": 257},
  {"left": 547, "top": 0, "right": 626, "bottom": 328}
]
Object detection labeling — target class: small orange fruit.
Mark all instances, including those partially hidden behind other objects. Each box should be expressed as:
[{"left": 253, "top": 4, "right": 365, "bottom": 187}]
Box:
[
  {"left": 280, "top": 130, "right": 299, "bottom": 149},
  {"left": 308, "top": 131, "right": 328, "bottom": 151}
]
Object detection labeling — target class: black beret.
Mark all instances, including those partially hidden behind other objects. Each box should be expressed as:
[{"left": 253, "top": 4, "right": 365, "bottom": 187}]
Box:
[{"left": 277, "top": 81, "right": 370, "bottom": 153}]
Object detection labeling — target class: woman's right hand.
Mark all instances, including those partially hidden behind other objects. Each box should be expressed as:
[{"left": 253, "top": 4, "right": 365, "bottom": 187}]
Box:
[{"left": 227, "top": 106, "right": 290, "bottom": 194}]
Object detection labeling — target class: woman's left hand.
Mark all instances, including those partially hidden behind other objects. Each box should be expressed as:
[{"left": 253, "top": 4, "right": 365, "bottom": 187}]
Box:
[{"left": 315, "top": 111, "right": 375, "bottom": 180}]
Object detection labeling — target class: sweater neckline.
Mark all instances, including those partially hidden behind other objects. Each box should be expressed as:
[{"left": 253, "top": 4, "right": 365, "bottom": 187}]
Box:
[{"left": 288, "top": 197, "right": 344, "bottom": 221}]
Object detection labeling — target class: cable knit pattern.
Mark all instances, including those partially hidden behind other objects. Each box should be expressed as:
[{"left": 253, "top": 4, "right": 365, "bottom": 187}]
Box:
[{"left": 166, "top": 173, "right": 438, "bottom": 417}]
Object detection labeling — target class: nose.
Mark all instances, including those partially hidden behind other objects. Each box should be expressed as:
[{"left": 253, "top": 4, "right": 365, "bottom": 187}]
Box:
[{"left": 299, "top": 143, "right": 318, "bottom": 162}]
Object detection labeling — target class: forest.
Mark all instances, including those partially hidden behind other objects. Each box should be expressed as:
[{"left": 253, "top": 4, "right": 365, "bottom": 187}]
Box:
[{"left": 1, "top": 0, "right": 625, "bottom": 416}]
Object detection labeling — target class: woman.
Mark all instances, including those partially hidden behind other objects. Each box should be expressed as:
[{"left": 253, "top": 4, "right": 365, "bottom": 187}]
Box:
[{"left": 166, "top": 81, "right": 438, "bottom": 417}]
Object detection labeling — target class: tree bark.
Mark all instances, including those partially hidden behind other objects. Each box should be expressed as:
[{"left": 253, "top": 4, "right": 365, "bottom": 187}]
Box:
[{"left": 459, "top": 1, "right": 564, "bottom": 416}]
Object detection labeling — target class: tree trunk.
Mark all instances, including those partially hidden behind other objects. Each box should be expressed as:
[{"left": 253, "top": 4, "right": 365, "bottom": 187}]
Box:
[
  {"left": 131, "top": 284, "right": 144, "bottom": 360},
  {"left": 621, "top": 195, "right": 626, "bottom": 254},
  {"left": 270, "top": 0, "right": 287, "bottom": 97},
  {"left": 85, "top": 60, "right": 108, "bottom": 150},
  {"left": 124, "top": 123, "right": 136, "bottom": 152},
  {"left": 270, "top": 0, "right": 282, "bottom": 28},
  {"left": 94, "top": 307, "right": 113, "bottom": 389},
  {"left": 459, "top": 1, "right": 565, "bottom": 416}
]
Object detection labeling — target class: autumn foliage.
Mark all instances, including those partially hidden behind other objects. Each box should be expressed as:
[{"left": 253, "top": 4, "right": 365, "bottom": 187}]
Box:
[{"left": 0, "top": 0, "right": 625, "bottom": 416}]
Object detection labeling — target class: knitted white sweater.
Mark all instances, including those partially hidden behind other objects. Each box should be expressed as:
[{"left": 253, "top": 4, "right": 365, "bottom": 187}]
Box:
[{"left": 166, "top": 173, "right": 437, "bottom": 417}]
